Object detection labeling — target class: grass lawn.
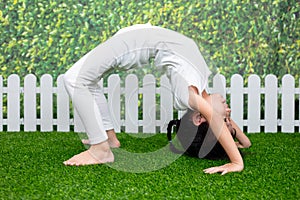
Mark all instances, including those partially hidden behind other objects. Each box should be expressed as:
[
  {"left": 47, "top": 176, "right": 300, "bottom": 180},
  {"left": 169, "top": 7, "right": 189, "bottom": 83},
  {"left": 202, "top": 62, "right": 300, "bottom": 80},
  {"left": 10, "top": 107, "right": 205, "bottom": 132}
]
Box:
[{"left": 0, "top": 131, "right": 299, "bottom": 199}]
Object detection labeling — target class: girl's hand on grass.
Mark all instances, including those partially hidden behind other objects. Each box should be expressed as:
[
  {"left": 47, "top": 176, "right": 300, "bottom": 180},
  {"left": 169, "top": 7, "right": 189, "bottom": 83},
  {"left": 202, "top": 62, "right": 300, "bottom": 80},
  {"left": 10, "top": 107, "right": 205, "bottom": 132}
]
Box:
[{"left": 203, "top": 163, "right": 244, "bottom": 175}]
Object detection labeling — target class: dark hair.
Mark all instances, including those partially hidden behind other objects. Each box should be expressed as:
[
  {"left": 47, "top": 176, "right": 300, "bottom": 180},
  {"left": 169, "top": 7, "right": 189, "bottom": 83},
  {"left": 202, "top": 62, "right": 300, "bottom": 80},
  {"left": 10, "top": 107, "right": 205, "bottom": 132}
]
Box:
[{"left": 167, "top": 110, "right": 236, "bottom": 160}]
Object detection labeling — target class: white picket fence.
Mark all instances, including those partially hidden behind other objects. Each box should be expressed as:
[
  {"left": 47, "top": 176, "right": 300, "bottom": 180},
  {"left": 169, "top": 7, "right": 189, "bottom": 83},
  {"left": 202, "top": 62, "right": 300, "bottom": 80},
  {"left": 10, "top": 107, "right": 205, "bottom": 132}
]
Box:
[{"left": 0, "top": 74, "right": 299, "bottom": 133}]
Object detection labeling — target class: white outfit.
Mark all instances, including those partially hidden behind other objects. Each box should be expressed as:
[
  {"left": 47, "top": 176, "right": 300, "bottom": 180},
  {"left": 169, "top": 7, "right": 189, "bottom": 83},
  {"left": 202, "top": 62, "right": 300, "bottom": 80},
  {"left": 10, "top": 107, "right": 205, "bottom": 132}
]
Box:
[{"left": 63, "top": 24, "right": 211, "bottom": 144}]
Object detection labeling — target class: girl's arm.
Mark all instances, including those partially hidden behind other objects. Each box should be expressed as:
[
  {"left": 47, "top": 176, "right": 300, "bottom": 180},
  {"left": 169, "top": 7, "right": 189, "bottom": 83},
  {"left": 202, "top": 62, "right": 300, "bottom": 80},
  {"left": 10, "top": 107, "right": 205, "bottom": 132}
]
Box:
[
  {"left": 225, "top": 108, "right": 251, "bottom": 148},
  {"left": 230, "top": 119, "right": 252, "bottom": 148},
  {"left": 188, "top": 86, "right": 244, "bottom": 175}
]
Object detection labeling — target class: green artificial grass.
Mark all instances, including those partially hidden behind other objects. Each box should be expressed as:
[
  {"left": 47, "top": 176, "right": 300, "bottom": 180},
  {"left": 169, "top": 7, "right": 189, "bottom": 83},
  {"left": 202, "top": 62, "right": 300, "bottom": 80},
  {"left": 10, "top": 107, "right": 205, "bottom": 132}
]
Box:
[{"left": 0, "top": 131, "right": 299, "bottom": 199}]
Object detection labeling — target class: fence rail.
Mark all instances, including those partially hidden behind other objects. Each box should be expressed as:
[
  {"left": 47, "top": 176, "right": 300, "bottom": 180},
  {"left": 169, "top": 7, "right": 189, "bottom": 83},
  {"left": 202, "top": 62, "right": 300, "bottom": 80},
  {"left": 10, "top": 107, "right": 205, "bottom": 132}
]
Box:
[{"left": 0, "top": 74, "right": 299, "bottom": 133}]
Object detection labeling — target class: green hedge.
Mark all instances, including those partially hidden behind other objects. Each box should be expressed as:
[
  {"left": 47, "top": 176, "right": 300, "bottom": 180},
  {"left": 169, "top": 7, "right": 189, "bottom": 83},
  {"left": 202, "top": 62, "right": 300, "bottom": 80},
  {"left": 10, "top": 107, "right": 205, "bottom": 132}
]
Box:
[{"left": 0, "top": 0, "right": 299, "bottom": 82}]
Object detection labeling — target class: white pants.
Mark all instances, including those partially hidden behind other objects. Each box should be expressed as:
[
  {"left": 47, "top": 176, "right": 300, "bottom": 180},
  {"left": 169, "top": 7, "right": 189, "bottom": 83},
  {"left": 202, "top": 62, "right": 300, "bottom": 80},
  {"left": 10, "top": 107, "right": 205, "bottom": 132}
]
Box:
[
  {"left": 63, "top": 50, "right": 115, "bottom": 144},
  {"left": 63, "top": 26, "right": 159, "bottom": 145}
]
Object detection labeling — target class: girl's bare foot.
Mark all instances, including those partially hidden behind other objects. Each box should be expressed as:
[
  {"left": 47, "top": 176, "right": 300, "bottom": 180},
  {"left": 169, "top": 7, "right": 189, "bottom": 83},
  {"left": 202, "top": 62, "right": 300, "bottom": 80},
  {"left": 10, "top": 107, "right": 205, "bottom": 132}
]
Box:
[
  {"left": 107, "top": 129, "right": 121, "bottom": 148},
  {"left": 81, "top": 129, "right": 121, "bottom": 148},
  {"left": 63, "top": 141, "right": 114, "bottom": 166}
]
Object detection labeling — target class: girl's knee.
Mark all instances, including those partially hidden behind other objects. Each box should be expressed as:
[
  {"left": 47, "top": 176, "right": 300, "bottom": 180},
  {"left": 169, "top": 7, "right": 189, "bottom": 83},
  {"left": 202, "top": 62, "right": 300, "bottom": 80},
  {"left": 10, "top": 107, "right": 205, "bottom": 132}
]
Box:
[{"left": 63, "top": 72, "right": 76, "bottom": 91}]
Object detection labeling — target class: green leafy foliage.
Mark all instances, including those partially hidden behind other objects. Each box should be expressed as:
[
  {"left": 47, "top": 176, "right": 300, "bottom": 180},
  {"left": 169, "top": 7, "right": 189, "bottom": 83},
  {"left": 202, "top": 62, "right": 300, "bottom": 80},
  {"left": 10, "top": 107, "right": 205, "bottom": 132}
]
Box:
[{"left": 0, "top": 0, "right": 299, "bottom": 82}]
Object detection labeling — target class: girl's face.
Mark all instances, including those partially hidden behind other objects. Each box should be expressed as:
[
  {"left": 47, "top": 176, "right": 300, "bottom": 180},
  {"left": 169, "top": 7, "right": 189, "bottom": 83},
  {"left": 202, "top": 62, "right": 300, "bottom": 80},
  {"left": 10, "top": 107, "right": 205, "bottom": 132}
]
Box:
[
  {"left": 190, "top": 93, "right": 229, "bottom": 126},
  {"left": 204, "top": 93, "right": 228, "bottom": 118}
]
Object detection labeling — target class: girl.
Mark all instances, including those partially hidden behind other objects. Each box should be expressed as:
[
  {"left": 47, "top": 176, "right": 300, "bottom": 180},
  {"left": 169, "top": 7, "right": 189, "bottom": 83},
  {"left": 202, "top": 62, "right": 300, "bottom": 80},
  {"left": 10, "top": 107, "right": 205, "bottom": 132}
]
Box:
[{"left": 63, "top": 24, "right": 246, "bottom": 175}]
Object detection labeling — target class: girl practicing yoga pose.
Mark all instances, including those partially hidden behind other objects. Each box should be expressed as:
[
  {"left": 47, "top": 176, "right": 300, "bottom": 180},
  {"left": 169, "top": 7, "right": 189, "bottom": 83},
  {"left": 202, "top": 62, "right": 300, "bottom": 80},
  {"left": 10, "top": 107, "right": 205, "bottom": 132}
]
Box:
[{"left": 63, "top": 24, "right": 251, "bottom": 175}]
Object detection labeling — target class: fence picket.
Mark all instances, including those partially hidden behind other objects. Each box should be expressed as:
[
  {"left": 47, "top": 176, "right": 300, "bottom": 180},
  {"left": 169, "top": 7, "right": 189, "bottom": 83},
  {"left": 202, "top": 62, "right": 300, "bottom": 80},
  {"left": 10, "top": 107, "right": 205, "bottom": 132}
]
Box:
[
  {"left": 40, "top": 74, "right": 53, "bottom": 131},
  {"left": 160, "top": 75, "right": 173, "bottom": 133},
  {"left": 230, "top": 74, "right": 244, "bottom": 129},
  {"left": 57, "top": 75, "right": 70, "bottom": 132},
  {"left": 213, "top": 74, "right": 226, "bottom": 98},
  {"left": 281, "top": 74, "right": 295, "bottom": 133},
  {"left": 7, "top": 74, "right": 20, "bottom": 131},
  {"left": 265, "top": 75, "right": 278, "bottom": 133},
  {"left": 143, "top": 74, "right": 156, "bottom": 133},
  {"left": 248, "top": 75, "right": 261, "bottom": 133},
  {"left": 125, "top": 74, "right": 139, "bottom": 133},
  {"left": 24, "top": 74, "right": 37, "bottom": 131},
  {"left": 108, "top": 75, "right": 121, "bottom": 133},
  {"left": 0, "top": 76, "right": 3, "bottom": 131}
]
